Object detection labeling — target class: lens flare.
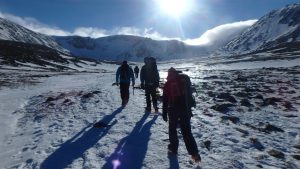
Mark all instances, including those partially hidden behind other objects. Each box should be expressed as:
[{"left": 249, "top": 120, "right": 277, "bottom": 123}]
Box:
[{"left": 112, "top": 159, "right": 121, "bottom": 169}]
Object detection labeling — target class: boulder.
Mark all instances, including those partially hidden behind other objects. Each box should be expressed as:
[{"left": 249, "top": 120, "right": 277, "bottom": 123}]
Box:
[
  {"left": 240, "top": 99, "right": 252, "bottom": 107},
  {"left": 211, "top": 103, "right": 235, "bottom": 113},
  {"left": 263, "top": 124, "right": 284, "bottom": 133},
  {"left": 268, "top": 149, "right": 285, "bottom": 159},
  {"left": 221, "top": 116, "right": 240, "bottom": 124},
  {"left": 250, "top": 138, "right": 265, "bottom": 151}
]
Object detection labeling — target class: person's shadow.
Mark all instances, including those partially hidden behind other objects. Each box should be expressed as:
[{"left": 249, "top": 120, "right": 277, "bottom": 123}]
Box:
[
  {"left": 102, "top": 113, "right": 158, "bottom": 169},
  {"left": 168, "top": 153, "right": 180, "bottom": 169},
  {"left": 40, "top": 107, "right": 124, "bottom": 169}
]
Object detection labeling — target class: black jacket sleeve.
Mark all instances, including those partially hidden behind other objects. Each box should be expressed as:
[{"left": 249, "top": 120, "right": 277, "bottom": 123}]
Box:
[{"left": 162, "top": 83, "right": 169, "bottom": 120}]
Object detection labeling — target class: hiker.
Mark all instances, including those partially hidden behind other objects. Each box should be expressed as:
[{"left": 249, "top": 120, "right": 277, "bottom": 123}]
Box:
[
  {"left": 116, "top": 61, "right": 135, "bottom": 106},
  {"left": 162, "top": 67, "right": 201, "bottom": 163},
  {"left": 134, "top": 65, "right": 139, "bottom": 78},
  {"left": 140, "top": 57, "right": 160, "bottom": 112}
]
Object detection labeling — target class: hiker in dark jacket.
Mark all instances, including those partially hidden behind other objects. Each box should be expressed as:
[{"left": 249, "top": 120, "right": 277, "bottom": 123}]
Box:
[
  {"left": 162, "top": 67, "right": 201, "bottom": 163},
  {"left": 134, "top": 66, "right": 139, "bottom": 78},
  {"left": 116, "top": 61, "right": 135, "bottom": 106},
  {"left": 140, "top": 57, "right": 160, "bottom": 112}
]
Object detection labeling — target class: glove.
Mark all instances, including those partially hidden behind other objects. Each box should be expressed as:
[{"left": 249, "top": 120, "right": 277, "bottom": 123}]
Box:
[
  {"left": 163, "top": 114, "right": 168, "bottom": 122},
  {"left": 141, "top": 83, "right": 145, "bottom": 90}
]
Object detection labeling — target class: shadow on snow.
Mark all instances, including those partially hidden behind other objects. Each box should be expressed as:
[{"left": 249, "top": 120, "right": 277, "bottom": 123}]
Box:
[
  {"left": 102, "top": 113, "right": 158, "bottom": 169},
  {"left": 40, "top": 107, "right": 124, "bottom": 169}
]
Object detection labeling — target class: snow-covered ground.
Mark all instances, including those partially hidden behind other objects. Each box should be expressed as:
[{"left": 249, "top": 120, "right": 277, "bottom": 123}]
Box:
[{"left": 0, "top": 57, "right": 299, "bottom": 169}]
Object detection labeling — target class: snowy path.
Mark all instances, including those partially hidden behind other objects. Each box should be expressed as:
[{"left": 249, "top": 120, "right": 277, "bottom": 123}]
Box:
[{"left": 0, "top": 70, "right": 201, "bottom": 169}]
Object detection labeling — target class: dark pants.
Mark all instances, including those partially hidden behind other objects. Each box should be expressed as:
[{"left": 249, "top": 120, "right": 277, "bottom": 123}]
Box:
[
  {"left": 168, "top": 109, "right": 199, "bottom": 155},
  {"left": 135, "top": 72, "right": 139, "bottom": 78},
  {"left": 145, "top": 85, "right": 157, "bottom": 109},
  {"left": 120, "top": 83, "right": 130, "bottom": 105}
]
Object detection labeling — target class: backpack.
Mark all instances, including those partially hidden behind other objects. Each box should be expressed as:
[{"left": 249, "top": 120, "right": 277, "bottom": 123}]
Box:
[
  {"left": 179, "top": 74, "right": 196, "bottom": 108},
  {"left": 168, "top": 73, "right": 196, "bottom": 108},
  {"left": 120, "top": 65, "right": 130, "bottom": 81}
]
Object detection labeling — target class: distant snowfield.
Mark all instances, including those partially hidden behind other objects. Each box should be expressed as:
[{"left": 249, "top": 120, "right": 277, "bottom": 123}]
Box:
[{"left": 0, "top": 58, "right": 299, "bottom": 169}]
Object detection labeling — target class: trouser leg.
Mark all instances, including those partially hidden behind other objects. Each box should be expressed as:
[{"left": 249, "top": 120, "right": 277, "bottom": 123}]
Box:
[
  {"left": 179, "top": 115, "right": 199, "bottom": 155},
  {"left": 120, "top": 84, "right": 130, "bottom": 104},
  {"left": 124, "top": 84, "right": 130, "bottom": 102},
  {"left": 120, "top": 84, "right": 125, "bottom": 101},
  {"left": 145, "top": 87, "right": 151, "bottom": 108},
  {"left": 150, "top": 87, "right": 158, "bottom": 108},
  {"left": 168, "top": 114, "right": 179, "bottom": 153}
]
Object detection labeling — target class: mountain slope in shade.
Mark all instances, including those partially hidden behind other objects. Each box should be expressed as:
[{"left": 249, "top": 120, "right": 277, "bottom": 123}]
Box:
[
  {"left": 54, "top": 35, "right": 208, "bottom": 61},
  {"left": 222, "top": 3, "right": 300, "bottom": 55},
  {"left": 0, "top": 17, "right": 67, "bottom": 53}
]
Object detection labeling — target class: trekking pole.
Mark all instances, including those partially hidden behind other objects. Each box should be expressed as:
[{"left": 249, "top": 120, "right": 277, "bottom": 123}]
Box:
[{"left": 132, "top": 85, "right": 135, "bottom": 95}]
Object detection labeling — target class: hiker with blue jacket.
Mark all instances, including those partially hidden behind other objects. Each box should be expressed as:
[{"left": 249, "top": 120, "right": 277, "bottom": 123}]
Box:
[{"left": 116, "top": 61, "right": 135, "bottom": 106}]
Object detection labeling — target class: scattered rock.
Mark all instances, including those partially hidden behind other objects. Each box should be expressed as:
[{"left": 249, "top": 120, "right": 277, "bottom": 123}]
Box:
[
  {"left": 263, "top": 124, "right": 284, "bottom": 133},
  {"left": 240, "top": 99, "right": 252, "bottom": 107},
  {"left": 63, "top": 99, "right": 71, "bottom": 104},
  {"left": 256, "top": 164, "right": 263, "bottom": 168},
  {"left": 48, "top": 102, "right": 55, "bottom": 106},
  {"left": 82, "top": 92, "right": 94, "bottom": 99},
  {"left": 211, "top": 103, "right": 235, "bottom": 113},
  {"left": 283, "top": 114, "right": 298, "bottom": 118},
  {"left": 268, "top": 149, "right": 285, "bottom": 159},
  {"left": 293, "top": 144, "right": 300, "bottom": 149},
  {"left": 92, "top": 90, "right": 101, "bottom": 94},
  {"left": 282, "top": 101, "right": 295, "bottom": 110},
  {"left": 57, "top": 93, "right": 66, "bottom": 99},
  {"left": 292, "top": 154, "right": 300, "bottom": 160},
  {"left": 203, "top": 75, "right": 218, "bottom": 80},
  {"left": 235, "top": 76, "right": 248, "bottom": 82},
  {"left": 235, "top": 92, "right": 248, "bottom": 98},
  {"left": 216, "top": 93, "right": 237, "bottom": 103},
  {"left": 204, "top": 140, "right": 211, "bottom": 151},
  {"left": 45, "top": 97, "right": 56, "bottom": 102},
  {"left": 221, "top": 116, "right": 240, "bottom": 124},
  {"left": 254, "top": 94, "right": 264, "bottom": 100},
  {"left": 263, "top": 97, "right": 282, "bottom": 106},
  {"left": 250, "top": 138, "right": 265, "bottom": 151},
  {"left": 203, "top": 111, "right": 214, "bottom": 117},
  {"left": 207, "top": 91, "right": 215, "bottom": 97},
  {"left": 235, "top": 128, "right": 249, "bottom": 136}
]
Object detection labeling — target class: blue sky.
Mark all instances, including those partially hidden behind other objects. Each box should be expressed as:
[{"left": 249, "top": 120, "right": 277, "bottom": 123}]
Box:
[{"left": 0, "top": 0, "right": 299, "bottom": 43}]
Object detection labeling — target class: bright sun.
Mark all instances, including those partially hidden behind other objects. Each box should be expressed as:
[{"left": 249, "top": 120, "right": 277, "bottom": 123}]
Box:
[{"left": 158, "top": 0, "right": 189, "bottom": 18}]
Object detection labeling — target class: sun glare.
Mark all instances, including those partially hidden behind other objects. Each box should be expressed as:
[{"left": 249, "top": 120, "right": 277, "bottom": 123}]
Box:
[{"left": 158, "top": 0, "right": 189, "bottom": 18}]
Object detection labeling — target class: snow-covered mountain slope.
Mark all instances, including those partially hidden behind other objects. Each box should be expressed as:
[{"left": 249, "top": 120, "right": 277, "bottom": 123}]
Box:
[
  {"left": 0, "top": 39, "right": 105, "bottom": 72},
  {"left": 222, "top": 3, "right": 300, "bottom": 55},
  {"left": 0, "top": 17, "right": 67, "bottom": 53},
  {"left": 54, "top": 35, "right": 208, "bottom": 61}
]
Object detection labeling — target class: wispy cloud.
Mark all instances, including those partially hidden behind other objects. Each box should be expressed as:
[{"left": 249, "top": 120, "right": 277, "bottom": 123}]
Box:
[
  {"left": 0, "top": 12, "right": 176, "bottom": 40},
  {"left": 0, "top": 12, "right": 71, "bottom": 36},
  {"left": 184, "top": 20, "right": 257, "bottom": 46},
  {"left": 0, "top": 11, "right": 257, "bottom": 47},
  {"left": 73, "top": 27, "right": 108, "bottom": 37}
]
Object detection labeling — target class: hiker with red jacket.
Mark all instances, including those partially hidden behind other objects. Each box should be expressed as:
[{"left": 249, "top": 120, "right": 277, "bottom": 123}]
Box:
[{"left": 162, "top": 67, "right": 201, "bottom": 163}]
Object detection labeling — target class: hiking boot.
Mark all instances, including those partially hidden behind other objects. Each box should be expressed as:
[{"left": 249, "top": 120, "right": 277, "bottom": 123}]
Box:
[
  {"left": 191, "top": 154, "right": 201, "bottom": 163},
  {"left": 168, "top": 148, "right": 177, "bottom": 155},
  {"left": 145, "top": 107, "right": 151, "bottom": 112}
]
